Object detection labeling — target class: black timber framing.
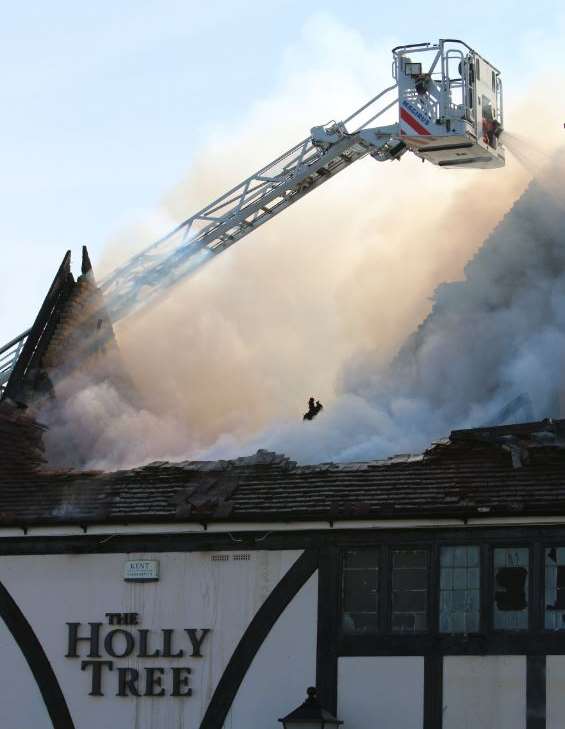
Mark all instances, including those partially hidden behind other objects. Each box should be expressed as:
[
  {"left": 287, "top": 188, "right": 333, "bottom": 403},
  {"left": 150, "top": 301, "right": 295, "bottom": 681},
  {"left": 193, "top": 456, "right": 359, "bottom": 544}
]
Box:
[
  {"left": 527, "top": 654, "right": 546, "bottom": 729},
  {"left": 531, "top": 543, "right": 544, "bottom": 632},
  {"left": 423, "top": 544, "right": 442, "bottom": 729},
  {"left": 199, "top": 549, "right": 318, "bottom": 729},
  {"left": 3, "top": 251, "right": 74, "bottom": 402},
  {"left": 0, "top": 579, "right": 76, "bottom": 729},
  {"left": 3, "top": 524, "right": 565, "bottom": 651},
  {"left": 423, "top": 654, "right": 443, "bottom": 729},
  {"left": 316, "top": 545, "right": 339, "bottom": 714}
]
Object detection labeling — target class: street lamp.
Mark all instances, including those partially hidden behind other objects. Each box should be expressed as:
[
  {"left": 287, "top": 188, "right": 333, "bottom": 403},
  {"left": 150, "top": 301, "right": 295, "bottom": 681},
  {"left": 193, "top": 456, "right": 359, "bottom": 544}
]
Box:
[{"left": 279, "top": 687, "right": 343, "bottom": 729}]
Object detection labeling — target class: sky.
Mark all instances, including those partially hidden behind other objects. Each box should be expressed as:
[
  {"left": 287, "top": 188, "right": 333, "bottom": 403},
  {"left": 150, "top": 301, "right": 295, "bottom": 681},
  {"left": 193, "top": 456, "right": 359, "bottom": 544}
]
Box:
[{"left": 1, "top": 0, "right": 564, "bottom": 344}]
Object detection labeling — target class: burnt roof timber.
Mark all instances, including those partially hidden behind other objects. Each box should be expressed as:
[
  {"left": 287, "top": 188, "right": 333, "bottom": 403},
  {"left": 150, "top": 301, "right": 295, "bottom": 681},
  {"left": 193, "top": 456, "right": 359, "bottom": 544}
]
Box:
[
  {"left": 3, "top": 251, "right": 74, "bottom": 401},
  {"left": 2, "top": 432, "right": 565, "bottom": 528}
]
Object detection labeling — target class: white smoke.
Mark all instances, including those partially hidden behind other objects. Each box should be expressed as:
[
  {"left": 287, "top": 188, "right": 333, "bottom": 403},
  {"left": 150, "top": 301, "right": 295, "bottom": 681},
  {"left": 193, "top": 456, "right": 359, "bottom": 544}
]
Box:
[
  {"left": 39, "top": 18, "right": 565, "bottom": 470},
  {"left": 231, "top": 161, "right": 565, "bottom": 464},
  {"left": 190, "top": 157, "right": 565, "bottom": 464},
  {"left": 42, "top": 372, "right": 194, "bottom": 471}
]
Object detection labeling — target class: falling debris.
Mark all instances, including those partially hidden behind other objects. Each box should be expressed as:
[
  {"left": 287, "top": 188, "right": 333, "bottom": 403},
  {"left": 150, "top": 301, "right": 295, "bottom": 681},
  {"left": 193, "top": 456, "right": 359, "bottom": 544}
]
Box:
[{"left": 303, "top": 397, "right": 324, "bottom": 421}]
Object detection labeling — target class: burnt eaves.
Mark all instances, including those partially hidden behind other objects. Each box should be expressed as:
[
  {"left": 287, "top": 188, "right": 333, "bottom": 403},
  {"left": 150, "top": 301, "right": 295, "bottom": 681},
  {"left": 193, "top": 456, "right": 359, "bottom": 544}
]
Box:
[{"left": 3, "top": 425, "right": 565, "bottom": 528}]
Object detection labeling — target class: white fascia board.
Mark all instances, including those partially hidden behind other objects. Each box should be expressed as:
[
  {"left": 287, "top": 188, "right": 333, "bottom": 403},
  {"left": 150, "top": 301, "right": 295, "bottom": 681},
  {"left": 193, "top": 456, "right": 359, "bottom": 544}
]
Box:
[{"left": 2, "top": 515, "right": 565, "bottom": 539}]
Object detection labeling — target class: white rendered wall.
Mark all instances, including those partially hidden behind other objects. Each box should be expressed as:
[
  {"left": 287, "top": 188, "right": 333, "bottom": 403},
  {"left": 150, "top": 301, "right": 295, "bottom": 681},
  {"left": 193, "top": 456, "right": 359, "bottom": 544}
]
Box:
[
  {"left": 443, "top": 655, "right": 526, "bottom": 729},
  {"left": 0, "top": 619, "right": 53, "bottom": 728},
  {"left": 337, "top": 656, "right": 424, "bottom": 729},
  {"left": 547, "top": 655, "right": 565, "bottom": 729},
  {"left": 0, "top": 550, "right": 305, "bottom": 729},
  {"left": 224, "top": 572, "right": 318, "bottom": 729}
]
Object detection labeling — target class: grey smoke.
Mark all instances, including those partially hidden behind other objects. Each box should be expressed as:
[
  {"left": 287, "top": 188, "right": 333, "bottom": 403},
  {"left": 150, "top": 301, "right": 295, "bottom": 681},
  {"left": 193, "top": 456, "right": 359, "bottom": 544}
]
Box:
[
  {"left": 41, "top": 152, "right": 565, "bottom": 469},
  {"left": 40, "top": 152, "right": 565, "bottom": 471},
  {"left": 199, "top": 153, "right": 565, "bottom": 463},
  {"left": 24, "top": 20, "right": 565, "bottom": 470},
  {"left": 42, "top": 371, "right": 194, "bottom": 471}
]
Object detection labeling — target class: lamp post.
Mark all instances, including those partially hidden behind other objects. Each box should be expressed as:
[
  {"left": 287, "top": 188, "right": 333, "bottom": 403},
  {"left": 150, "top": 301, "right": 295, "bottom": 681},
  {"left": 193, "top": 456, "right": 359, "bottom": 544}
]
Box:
[{"left": 278, "top": 687, "right": 343, "bottom": 729}]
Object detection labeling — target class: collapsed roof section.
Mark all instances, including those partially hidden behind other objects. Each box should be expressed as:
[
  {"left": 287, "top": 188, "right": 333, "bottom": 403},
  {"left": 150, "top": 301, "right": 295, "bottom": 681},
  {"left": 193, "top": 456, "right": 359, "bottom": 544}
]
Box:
[
  {"left": 2, "top": 246, "right": 134, "bottom": 407},
  {"left": 1, "top": 417, "right": 565, "bottom": 528}
]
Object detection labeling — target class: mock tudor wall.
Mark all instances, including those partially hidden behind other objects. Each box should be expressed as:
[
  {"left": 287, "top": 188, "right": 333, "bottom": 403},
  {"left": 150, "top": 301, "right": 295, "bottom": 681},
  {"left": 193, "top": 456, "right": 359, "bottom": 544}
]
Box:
[
  {"left": 0, "top": 617, "right": 53, "bottom": 728},
  {"left": 0, "top": 549, "right": 316, "bottom": 729},
  {"left": 4, "top": 525, "right": 565, "bottom": 729},
  {"left": 443, "top": 656, "right": 526, "bottom": 729},
  {"left": 338, "top": 656, "right": 424, "bottom": 729}
]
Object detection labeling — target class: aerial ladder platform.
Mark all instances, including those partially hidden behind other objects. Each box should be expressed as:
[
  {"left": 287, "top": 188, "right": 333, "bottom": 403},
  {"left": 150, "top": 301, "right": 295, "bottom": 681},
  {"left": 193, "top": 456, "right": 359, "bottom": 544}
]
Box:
[{"left": 1, "top": 39, "right": 504, "bottom": 397}]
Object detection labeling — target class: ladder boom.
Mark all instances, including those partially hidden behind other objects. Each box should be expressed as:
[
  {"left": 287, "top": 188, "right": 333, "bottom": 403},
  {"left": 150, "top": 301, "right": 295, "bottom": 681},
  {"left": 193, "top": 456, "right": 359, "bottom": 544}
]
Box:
[
  {"left": 1, "top": 39, "right": 506, "bottom": 397},
  {"left": 0, "top": 83, "right": 402, "bottom": 392},
  {"left": 101, "top": 84, "right": 400, "bottom": 322}
]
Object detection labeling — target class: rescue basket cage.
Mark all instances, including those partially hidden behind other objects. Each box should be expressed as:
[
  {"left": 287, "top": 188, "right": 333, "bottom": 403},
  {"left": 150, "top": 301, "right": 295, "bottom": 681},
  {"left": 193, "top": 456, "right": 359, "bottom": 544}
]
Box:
[{"left": 392, "top": 39, "right": 504, "bottom": 168}]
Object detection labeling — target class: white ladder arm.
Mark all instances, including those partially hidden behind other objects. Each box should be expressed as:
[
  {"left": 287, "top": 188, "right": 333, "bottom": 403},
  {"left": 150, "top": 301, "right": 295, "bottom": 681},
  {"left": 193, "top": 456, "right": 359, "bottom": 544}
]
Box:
[{"left": 100, "top": 84, "right": 400, "bottom": 322}]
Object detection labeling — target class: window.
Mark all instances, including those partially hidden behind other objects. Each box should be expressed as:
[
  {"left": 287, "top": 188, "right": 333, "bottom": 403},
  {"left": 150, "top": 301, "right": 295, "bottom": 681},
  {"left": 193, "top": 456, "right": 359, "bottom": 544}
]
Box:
[
  {"left": 493, "top": 548, "right": 529, "bottom": 630},
  {"left": 475, "top": 57, "right": 480, "bottom": 80},
  {"left": 545, "top": 547, "right": 565, "bottom": 630},
  {"left": 341, "top": 549, "right": 379, "bottom": 634},
  {"left": 492, "top": 70, "right": 496, "bottom": 92},
  {"left": 392, "top": 549, "right": 428, "bottom": 632},
  {"left": 440, "top": 546, "right": 480, "bottom": 633},
  {"left": 340, "top": 542, "right": 550, "bottom": 640}
]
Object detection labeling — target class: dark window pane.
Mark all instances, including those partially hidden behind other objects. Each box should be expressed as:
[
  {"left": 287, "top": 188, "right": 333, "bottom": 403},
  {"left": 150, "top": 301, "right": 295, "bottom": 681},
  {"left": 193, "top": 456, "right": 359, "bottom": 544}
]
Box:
[
  {"left": 391, "top": 549, "right": 428, "bottom": 633},
  {"left": 392, "top": 569, "right": 428, "bottom": 590},
  {"left": 343, "top": 549, "right": 379, "bottom": 569},
  {"left": 392, "top": 614, "right": 416, "bottom": 631},
  {"left": 393, "top": 550, "right": 427, "bottom": 569},
  {"left": 545, "top": 547, "right": 565, "bottom": 630},
  {"left": 343, "top": 612, "right": 379, "bottom": 634},
  {"left": 343, "top": 570, "right": 377, "bottom": 612},
  {"left": 493, "top": 548, "right": 529, "bottom": 630},
  {"left": 342, "top": 549, "right": 379, "bottom": 635},
  {"left": 392, "top": 589, "right": 427, "bottom": 612},
  {"left": 495, "top": 568, "right": 527, "bottom": 610},
  {"left": 439, "top": 546, "right": 480, "bottom": 634}
]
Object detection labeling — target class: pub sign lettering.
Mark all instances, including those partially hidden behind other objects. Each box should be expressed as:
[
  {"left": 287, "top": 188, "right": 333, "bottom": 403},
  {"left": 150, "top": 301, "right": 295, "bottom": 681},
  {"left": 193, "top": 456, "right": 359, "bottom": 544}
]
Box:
[{"left": 66, "top": 613, "right": 210, "bottom": 697}]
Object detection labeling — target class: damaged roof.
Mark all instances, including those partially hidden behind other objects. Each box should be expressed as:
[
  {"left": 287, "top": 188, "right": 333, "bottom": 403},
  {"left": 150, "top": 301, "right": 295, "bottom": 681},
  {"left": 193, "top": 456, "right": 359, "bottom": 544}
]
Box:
[
  {"left": 2, "top": 251, "right": 75, "bottom": 403},
  {"left": 2, "top": 246, "right": 133, "bottom": 408},
  {"left": 0, "top": 400, "right": 46, "bottom": 478},
  {"left": 2, "top": 413, "right": 565, "bottom": 527}
]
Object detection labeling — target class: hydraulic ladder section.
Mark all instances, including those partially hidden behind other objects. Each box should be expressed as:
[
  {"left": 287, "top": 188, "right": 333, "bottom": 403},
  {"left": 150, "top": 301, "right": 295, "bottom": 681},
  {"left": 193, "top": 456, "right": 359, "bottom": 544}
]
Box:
[
  {"left": 99, "top": 83, "right": 401, "bottom": 323},
  {"left": 0, "top": 38, "right": 505, "bottom": 400},
  {"left": 0, "top": 82, "right": 401, "bottom": 396}
]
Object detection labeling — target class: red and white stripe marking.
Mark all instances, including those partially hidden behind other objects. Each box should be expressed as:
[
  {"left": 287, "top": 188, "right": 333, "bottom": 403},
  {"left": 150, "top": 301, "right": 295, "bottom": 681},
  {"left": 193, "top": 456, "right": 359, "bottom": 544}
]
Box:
[{"left": 400, "top": 107, "right": 431, "bottom": 136}]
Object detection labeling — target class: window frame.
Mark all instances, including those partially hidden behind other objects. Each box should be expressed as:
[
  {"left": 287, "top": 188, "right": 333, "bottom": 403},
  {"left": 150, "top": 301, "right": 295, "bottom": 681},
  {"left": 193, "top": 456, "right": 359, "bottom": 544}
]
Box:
[
  {"left": 489, "top": 543, "right": 533, "bottom": 633},
  {"left": 540, "top": 543, "right": 565, "bottom": 633},
  {"left": 339, "top": 543, "right": 435, "bottom": 638},
  {"left": 336, "top": 533, "right": 565, "bottom": 657},
  {"left": 389, "top": 545, "right": 432, "bottom": 635},
  {"left": 438, "top": 544, "right": 482, "bottom": 636},
  {"left": 340, "top": 546, "right": 382, "bottom": 636}
]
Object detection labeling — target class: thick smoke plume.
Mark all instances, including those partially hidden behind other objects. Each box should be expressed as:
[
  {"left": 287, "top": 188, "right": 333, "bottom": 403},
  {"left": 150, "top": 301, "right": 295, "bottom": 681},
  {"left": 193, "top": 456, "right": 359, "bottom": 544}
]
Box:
[{"left": 39, "top": 20, "right": 565, "bottom": 469}]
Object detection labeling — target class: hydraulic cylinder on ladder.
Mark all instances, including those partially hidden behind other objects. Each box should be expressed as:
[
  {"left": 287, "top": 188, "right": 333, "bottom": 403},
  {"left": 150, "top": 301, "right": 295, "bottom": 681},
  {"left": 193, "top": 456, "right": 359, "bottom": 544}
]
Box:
[{"left": 0, "top": 39, "right": 504, "bottom": 397}]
